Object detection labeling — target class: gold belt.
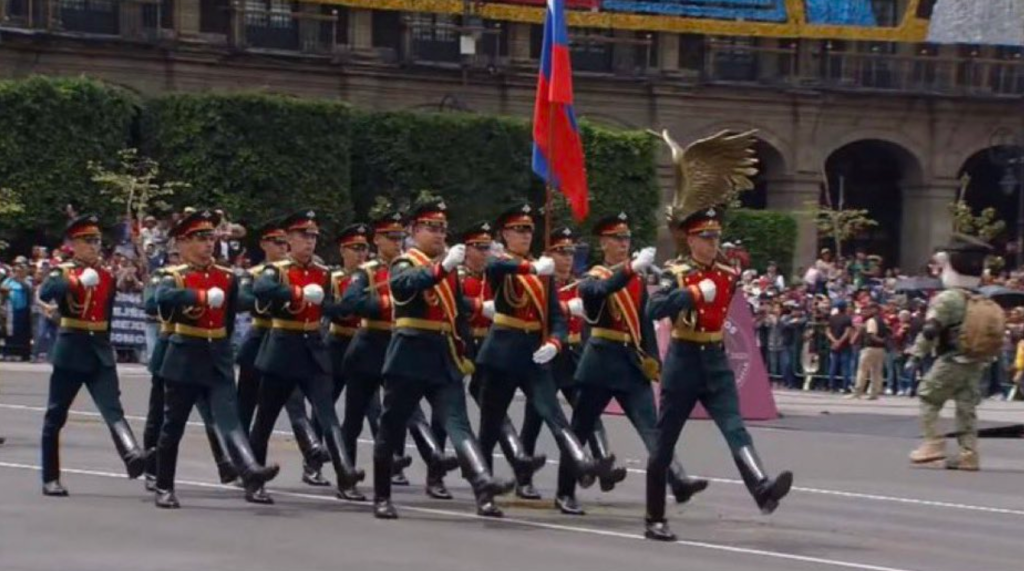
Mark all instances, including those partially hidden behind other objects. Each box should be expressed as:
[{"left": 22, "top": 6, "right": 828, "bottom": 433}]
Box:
[
  {"left": 361, "top": 319, "right": 393, "bottom": 332},
  {"left": 159, "top": 323, "right": 173, "bottom": 334},
  {"left": 493, "top": 313, "right": 542, "bottom": 332},
  {"left": 591, "top": 328, "right": 632, "bottom": 343},
  {"left": 272, "top": 319, "right": 320, "bottom": 332},
  {"left": 671, "top": 329, "right": 724, "bottom": 343},
  {"left": 174, "top": 323, "right": 227, "bottom": 340},
  {"left": 60, "top": 318, "right": 108, "bottom": 332},
  {"left": 330, "top": 323, "right": 358, "bottom": 337},
  {"left": 251, "top": 317, "right": 272, "bottom": 329},
  {"left": 472, "top": 327, "right": 489, "bottom": 339},
  {"left": 567, "top": 332, "right": 582, "bottom": 345},
  {"left": 395, "top": 317, "right": 451, "bottom": 333}
]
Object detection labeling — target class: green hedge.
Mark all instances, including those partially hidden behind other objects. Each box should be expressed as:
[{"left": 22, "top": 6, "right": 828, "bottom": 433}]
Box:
[
  {"left": 141, "top": 93, "right": 352, "bottom": 237},
  {"left": 723, "top": 209, "right": 799, "bottom": 277},
  {"left": 351, "top": 111, "right": 660, "bottom": 248},
  {"left": 0, "top": 77, "right": 659, "bottom": 256},
  {"left": 0, "top": 76, "right": 137, "bottom": 247}
]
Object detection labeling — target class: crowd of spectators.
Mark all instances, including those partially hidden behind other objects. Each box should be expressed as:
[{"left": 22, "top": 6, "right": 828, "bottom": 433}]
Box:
[{"left": 1, "top": 209, "right": 247, "bottom": 363}]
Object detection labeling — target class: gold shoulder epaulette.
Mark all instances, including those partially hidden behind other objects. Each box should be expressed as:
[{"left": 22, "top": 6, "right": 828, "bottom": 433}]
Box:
[
  {"left": 359, "top": 260, "right": 379, "bottom": 272},
  {"left": 249, "top": 263, "right": 266, "bottom": 275}
]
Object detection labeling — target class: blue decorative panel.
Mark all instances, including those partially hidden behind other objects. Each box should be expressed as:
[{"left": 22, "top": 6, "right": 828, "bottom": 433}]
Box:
[
  {"left": 805, "top": 0, "right": 878, "bottom": 26},
  {"left": 600, "top": 0, "right": 789, "bottom": 22}
]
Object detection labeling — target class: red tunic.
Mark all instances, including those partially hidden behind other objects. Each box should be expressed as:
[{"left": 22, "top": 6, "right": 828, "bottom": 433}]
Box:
[
  {"left": 556, "top": 278, "right": 583, "bottom": 344},
  {"left": 279, "top": 260, "right": 330, "bottom": 325},
  {"left": 178, "top": 265, "right": 234, "bottom": 330},
  {"left": 461, "top": 267, "right": 492, "bottom": 336},
  {"left": 677, "top": 260, "right": 737, "bottom": 334},
  {"left": 330, "top": 269, "right": 362, "bottom": 330},
  {"left": 63, "top": 263, "right": 115, "bottom": 324}
]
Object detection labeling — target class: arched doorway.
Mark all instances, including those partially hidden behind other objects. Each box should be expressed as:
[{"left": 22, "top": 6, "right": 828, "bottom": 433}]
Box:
[
  {"left": 740, "top": 139, "right": 786, "bottom": 209},
  {"left": 824, "top": 140, "right": 922, "bottom": 267},
  {"left": 957, "top": 145, "right": 1020, "bottom": 260}
]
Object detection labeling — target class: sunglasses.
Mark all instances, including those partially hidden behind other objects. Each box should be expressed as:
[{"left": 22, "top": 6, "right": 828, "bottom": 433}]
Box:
[
  {"left": 381, "top": 232, "right": 406, "bottom": 242},
  {"left": 81, "top": 237, "right": 102, "bottom": 245},
  {"left": 344, "top": 244, "right": 369, "bottom": 252},
  {"left": 549, "top": 247, "right": 575, "bottom": 255},
  {"left": 470, "top": 243, "right": 493, "bottom": 251}
]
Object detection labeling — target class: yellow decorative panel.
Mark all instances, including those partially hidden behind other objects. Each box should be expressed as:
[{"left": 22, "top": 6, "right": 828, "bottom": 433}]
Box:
[{"left": 306, "top": 0, "right": 932, "bottom": 42}]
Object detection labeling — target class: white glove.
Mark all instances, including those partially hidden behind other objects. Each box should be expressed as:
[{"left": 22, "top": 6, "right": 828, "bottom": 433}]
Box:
[
  {"left": 489, "top": 242, "right": 505, "bottom": 257},
  {"left": 442, "top": 244, "right": 466, "bottom": 273},
  {"left": 532, "top": 342, "right": 558, "bottom": 364},
  {"left": 697, "top": 279, "right": 717, "bottom": 304},
  {"left": 79, "top": 268, "right": 99, "bottom": 288},
  {"left": 532, "top": 256, "right": 555, "bottom": 276},
  {"left": 302, "top": 283, "right": 325, "bottom": 306},
  {"left": 482, "top": 300, "right": 496, "bottom": 319},
  {"left": 568, "top": 297, "right": 585, "bottom": 318},
  {"left": 206, "top": 287, "right": 225, "bottom": 309},
  {"left": 630, "top": 247, "right": 657, "bottom": 273}
]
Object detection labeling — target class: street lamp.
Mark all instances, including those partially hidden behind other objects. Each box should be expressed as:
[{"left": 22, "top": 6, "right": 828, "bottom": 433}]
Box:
[{"left": 988, "top": 128, "right": 1024, "bottom": 269}]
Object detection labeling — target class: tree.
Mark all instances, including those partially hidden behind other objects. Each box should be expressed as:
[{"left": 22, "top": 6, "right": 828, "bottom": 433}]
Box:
[
  {"left": 0, "top": 187, "right": 24, "bottom": 253},
  {"left": 88, "top": 148, "right": 188, "bottom": 242},
  {"left": 804, "top": 174, "right": 877, "bottom": 259},
  {"left": 949, "top": 174, "right": 1007, "bottom": 242}
]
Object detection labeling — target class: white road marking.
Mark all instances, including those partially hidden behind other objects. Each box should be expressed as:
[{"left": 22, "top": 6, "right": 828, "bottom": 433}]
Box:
[
  {"left": 0, "top": 460, "right": 921, "bottom": 571},
  {"left": 2, "top": 401, "right": 1022, "bottom": 518}
]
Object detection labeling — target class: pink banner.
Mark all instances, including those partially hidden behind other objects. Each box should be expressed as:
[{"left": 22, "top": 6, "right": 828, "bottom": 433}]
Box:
[{"left": 605, "top": 292, "right": 778, "bottom": 421}]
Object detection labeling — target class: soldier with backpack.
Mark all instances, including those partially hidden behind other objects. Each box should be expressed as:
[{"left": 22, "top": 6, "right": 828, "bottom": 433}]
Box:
[{"left": 905, "top": 234, "right": 1003, "bottom": 471}]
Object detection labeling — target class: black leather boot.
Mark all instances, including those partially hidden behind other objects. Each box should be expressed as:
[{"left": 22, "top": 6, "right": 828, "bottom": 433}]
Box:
[
  {"left": 555, "top": 429, "right": 607, "bottom": 489},
  {"left": 555, "top": 494, "right": 585, "bottom": 516},
  {"left": 302, "top": 461, "right": 331, "bottom": 487},
  {"left": 668, "top": 459, "right": 709, "bottom": 505},
  {"left": 337, "top": 485, "right": 368, "bottom": 502},
  {"left": 205, "top": 424, "right": 239, "bottom": 485},
  {"left": 42, "top": 480, "right": 69, "bottom": 497},
  {"left": 373, "top": 454, "right": 397, "bottom": 519},
  {"left": 499, "top": 418, "right": 547, "bottom": 483},
  {"left": 110, "top": 420, "right": 146, "bottom": 479},
  {"left": 224, "top": 430, "right": 280, "bottom": 504},
  {"left": 144, "top": 448, "right": 158, "bottom": 491},
  {"left": 734, "top": 445, "right": 793, "bottom": 515},
  {"left": 590, "top": 425, "right": 626, "bottom": 492},
  {"left": 644, "top": 519, "right": 677, "bottom": 542},
  {"left": 155, "top": 488, "right": 180, "bottom": 509},
  {"left": 425, "top": 463, "right": 452, "bottom": 500},
  {"left": 323, "top": 425, "right": 365, "bottom": 490},
  {"left": 457, "top": 440, "right": 513, "bottom": 518}
]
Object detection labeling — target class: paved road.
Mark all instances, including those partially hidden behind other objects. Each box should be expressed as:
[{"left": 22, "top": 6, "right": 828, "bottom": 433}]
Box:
[{"left": 1, "top": 363, "right": 1022, "bottom": 571}]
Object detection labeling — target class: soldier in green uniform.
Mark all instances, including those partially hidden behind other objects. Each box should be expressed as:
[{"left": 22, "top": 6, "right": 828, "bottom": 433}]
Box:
[
  {"left": 153, "top": 209, "right": 280, "bottom": 508},
  {"left": 338, "top": 208, "right": 450, "bottom": 502},
  {"left": 237, "top": 220, "right": 329, "bottom": 487},
  {"left": 39, "top": 215, "right": 147, "bottom": 496},
  {"left": 554, "top": 213, "right": 708, "bottom": 515},
  {"left": 906, "top": 235, "right": 994, "bottom": 471},
  {"left": 142, "top": 242, "right": 237, "bottom": 492},
  {"left": 476, "top": 204, "right": 608, "bottom": 491},
  {"left": 645, "top": 130, "right": 793, "bottom": 541},
  {"left": 373, "top": 197, "right": 512, "bottom": 519},
  {"left": 457, "top": 220, "right": 547, "bottom": 499},
  {"left": 516, "top": 226, "right": 623, "bottom": 499},
  {"left": 249, "top": 210, "right": 364, "bottom": 503}
]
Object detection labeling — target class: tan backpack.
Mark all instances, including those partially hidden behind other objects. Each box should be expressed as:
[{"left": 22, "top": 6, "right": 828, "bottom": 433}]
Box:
[{"left": 958, "top": 293, "right": 1006, "bottom": 360}]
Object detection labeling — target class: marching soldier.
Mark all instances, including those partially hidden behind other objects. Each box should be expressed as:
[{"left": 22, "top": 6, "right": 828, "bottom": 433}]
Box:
[
  {"left": 39, "top": 215, "right": 147, "bottom": 496},
  {"left": 906, "top": 235, "right": 995, "bottom": 471},
  {"left": 152, "top": 209, "right": 279, "bottom": 508},
  {"left": 338, "top": 208, "right": 451, "bottom": 501},
  {"left": 476, "top": 203, "right": 609, "bottom": 490},
  {"left": 373, "top": 197, "right": 512, "bottom": 519},
  {"left": 645, "top": 130, "right": 792, "bottom": 541},
  {"left": 142, "top": 241, "right": 238, "bottom": 492},
  {"left": 236, "top": 220, "right": 329, "bottom": 487},
  {"left": 516, "top": 226, "right": 624, "bottom": 499},
  {"left": 249, "top": 209, "right": 364, "bottom": 503},
  {"left": 458, "top": 221, "right": 546, "bottom": 497},
  {"left": 554, "top": 213, "right": 708, "bottom": 515}
]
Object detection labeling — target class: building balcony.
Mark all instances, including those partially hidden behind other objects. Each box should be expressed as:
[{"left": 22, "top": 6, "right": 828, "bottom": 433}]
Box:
[{"left": 1, "top": 2, "right": 1023, "bottom": 98}]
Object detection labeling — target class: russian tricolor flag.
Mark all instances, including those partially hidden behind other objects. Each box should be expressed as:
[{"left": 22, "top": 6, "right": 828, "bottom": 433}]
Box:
[{"left": 532, "top": 0, "right": 589, "bottom": 222}]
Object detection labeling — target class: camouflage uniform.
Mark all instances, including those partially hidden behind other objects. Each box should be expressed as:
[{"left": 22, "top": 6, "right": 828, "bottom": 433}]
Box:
[{"left": 909, "top": 289, "right": 985, "bottom": 468}]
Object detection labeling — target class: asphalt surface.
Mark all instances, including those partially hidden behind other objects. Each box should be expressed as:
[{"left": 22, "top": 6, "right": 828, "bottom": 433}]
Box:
[{"left": 1, "top": 362, "right": 1022, "bottom": 571}]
